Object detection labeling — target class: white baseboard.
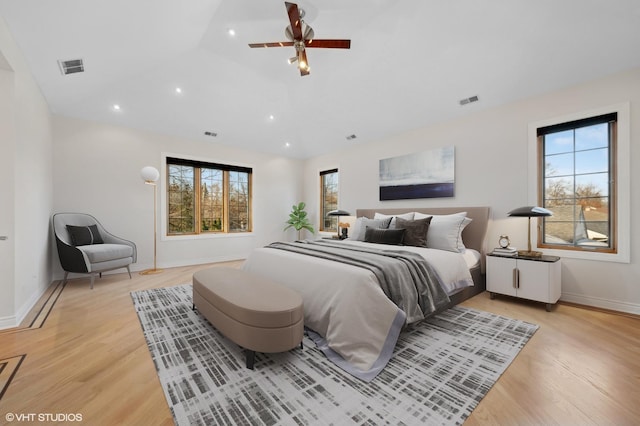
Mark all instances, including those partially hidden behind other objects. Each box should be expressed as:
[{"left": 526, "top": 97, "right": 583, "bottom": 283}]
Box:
[
  {"left": 151, "top": 255, "right": 246, "bottom": 270},
  {"left": 0, "top": 315, "right": 17, "bottom": 330},
  {"left": 560, "top": 292, "right": 640, "bottom": 315},
  {"left": 0, "top": 283, "right": 50, "bottom": 330},
  {"left": 51, "top": 256, "right": 247, "bottom": 281}
]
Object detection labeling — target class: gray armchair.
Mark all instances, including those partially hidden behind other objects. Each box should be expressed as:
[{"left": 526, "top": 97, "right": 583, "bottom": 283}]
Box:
[{"left": 53, "top": 213, "right": 137, "bottom": 289}]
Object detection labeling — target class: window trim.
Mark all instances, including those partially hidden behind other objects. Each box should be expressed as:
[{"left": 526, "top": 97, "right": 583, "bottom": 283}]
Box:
[
  {"left": 537, "top": 113, "right": 617, "bottom": 254},
  {"left": 161, "top": 153, "right": 254, "bottom": 240},
  {"left": 527, "top": 103, "right": 630, "bottom": 263}
]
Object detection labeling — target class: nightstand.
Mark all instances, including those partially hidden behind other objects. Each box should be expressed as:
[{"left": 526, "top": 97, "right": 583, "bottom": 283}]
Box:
[{"left": 486, "top": 253, "right": 561, "bottom": 311}]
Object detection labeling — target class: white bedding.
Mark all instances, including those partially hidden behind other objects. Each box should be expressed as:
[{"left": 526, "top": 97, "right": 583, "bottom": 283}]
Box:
[{"left": 242, "top": 240, "right": 476, "bottom": 381}]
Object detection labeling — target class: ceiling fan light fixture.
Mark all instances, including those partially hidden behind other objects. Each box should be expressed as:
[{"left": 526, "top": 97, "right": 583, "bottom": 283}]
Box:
[
  {"left": 249, "top": 2, "right": 351, "bottom": 77},
  {"left": 302, "top": 23, "right": 314, "bottom": 40}
]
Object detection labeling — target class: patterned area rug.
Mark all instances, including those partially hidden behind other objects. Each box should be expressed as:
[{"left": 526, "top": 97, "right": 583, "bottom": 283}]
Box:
[{"left": 131, "top": 284, "right": 538, "bottom": 426}]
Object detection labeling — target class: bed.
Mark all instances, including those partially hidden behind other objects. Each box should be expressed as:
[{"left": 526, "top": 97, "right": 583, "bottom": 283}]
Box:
[{"left": 242, "top": 206, "right": 490, "bottom": 381}]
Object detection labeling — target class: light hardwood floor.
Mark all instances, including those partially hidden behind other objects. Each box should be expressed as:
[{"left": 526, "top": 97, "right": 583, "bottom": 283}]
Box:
[{"left": 1, "top": 263, "right": 638, "bottom": 425}]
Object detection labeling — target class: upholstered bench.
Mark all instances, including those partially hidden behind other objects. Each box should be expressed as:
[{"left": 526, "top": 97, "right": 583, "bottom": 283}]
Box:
[{"left": 192, "top": 267, "right": 304, "bottom": 369}]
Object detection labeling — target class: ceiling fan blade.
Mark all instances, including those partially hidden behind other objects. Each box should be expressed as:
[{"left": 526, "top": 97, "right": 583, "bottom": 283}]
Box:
[
  {"left": 285, "top": 2, "right": 303, "bottom": 40},
  {"left": 248, "top": 42, "right": 294, "bottom": 48},
  {"left": 299, "top": 49, "right": 310, "bottom": 76},
  {"left": 305, "top": 39, "right": 351, "bottom": 49}
]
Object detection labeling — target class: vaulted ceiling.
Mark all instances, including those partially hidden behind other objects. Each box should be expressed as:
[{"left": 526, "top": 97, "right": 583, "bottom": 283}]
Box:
[{"left": 1, "top": 0, "right": 639, "bottom": 158}]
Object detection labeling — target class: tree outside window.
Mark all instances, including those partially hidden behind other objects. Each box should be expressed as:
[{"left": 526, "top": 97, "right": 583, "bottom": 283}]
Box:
[
  {"left": 320, "top": 169, "right": 338, "bottom": 232},
  {"left": 167, "top": 157, "right": 252, "bottom": 235}
]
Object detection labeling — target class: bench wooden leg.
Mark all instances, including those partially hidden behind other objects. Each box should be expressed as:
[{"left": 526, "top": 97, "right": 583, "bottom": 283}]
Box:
[{"left": 246, "top": 350, "right": 255, "bottom": 370}]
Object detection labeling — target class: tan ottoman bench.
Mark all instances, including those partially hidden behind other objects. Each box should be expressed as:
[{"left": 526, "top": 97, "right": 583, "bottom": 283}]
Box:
[{"left": 192, "top": 267, "right": 304, "bottom": 369}]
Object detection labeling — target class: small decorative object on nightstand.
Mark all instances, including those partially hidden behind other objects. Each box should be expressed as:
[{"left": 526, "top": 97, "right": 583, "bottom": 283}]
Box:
[
  {"left": 492, "top": 235, "right": 517, "bottom": 256},
  {"left": 339, "top": 222, "right": 350, "bottom": 239},
  {"left": 487, "top": 253, "right": 561, "bottom": 311}
]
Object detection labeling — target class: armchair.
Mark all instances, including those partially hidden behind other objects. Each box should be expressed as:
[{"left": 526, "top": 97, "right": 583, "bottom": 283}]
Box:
[{"left": 53, "top": 213, "right": 137, "bottom": 289}]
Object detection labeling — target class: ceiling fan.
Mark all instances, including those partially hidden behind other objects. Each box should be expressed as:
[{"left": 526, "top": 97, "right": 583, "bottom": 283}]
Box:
[{"left": 248, "top": 2, "right": 351, "bottom": 76}]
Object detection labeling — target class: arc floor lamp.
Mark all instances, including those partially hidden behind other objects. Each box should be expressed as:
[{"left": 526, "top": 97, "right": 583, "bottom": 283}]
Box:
[{"left": 140, "top": 166, "right": 163, "bottom": 275}]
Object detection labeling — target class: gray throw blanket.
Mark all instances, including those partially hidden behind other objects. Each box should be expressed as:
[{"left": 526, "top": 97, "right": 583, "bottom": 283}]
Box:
[{"left": 266, "top": 240, "right": 450, "bottom": 324}]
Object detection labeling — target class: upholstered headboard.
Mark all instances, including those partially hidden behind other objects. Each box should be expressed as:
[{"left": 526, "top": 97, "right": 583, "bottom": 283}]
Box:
[{"left": 356, "top": 207, "right": 491, "bottom": 260}]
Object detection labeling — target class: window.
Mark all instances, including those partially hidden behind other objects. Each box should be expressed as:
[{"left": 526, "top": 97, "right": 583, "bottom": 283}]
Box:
[
  {"left": 537, "top": 113, "right": 616, "bottom": 253},
  {"left": 320, "top": 169, "right": 338, "bottom": 232},
  {"left": 166, "top": 157, "right": 251, "bottom": 235}
]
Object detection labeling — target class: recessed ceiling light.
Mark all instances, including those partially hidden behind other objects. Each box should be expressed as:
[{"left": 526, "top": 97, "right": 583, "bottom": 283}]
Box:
[
  {"left": 227, "top": 28, "right": 236, "bottom": 36},
  {"left": 175, "top": 87, "right": 182, "bottom": 94},
  {"left": 284, "top": 142, "right": 291, "bottom": 148},
  {"left": 269, "top": 114, "right": 275, "bottom": 121},
  {"left": 112, "top": 104, "right": 121, "bottom": 111}
]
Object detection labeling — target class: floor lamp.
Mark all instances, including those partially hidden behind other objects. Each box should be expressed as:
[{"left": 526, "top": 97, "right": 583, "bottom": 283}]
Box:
[{"left": 140, "top": 166, "right": 163, "bottom": 275}]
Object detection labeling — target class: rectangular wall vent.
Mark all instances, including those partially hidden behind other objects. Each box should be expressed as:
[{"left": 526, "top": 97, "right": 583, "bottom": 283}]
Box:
[
  {"left": 58, "top": 59, "right": 84, "bottom": 75},
  {"left": 204, "top": 131, "right": 218, "bottom": 137},
  {"left": 459, "top": 95, "right": 479, "bottom": 106}
]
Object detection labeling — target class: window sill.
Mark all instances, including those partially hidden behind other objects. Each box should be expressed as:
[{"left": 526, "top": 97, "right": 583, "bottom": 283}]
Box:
[
  {"left": 537, "top": 247, "right": 629, "bottom": 264},
  {"left": 161, "top": 232, "right": 254, "bottom": 242}
]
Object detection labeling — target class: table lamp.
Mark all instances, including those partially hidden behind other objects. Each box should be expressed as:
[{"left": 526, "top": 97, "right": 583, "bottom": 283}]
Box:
[
  {"left": 508, "top": 206, "right": 552, "bottom": 258},
  {"left": 327, "top": 209, "right": 351, "bottom": 239}
]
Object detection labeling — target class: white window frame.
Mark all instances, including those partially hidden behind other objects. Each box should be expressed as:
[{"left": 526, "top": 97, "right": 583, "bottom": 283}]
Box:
[{"left": 528, "top": 103, "right": 630, "bottom": 263}]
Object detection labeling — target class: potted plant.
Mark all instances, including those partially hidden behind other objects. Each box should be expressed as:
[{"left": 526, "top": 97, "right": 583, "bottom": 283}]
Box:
[{"left": 284, "top": 202, "right": 315, "bottom": 240}]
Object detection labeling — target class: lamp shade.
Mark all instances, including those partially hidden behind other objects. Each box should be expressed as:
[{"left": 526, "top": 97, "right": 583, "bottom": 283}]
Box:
[
  {"left": 140, "top": 166, "right": 160, "bottom": 183},
  {"left": 508, "top": 206, "right": 552, "bottom": 217},
  {"left": 327, "top": 209, "right": 351, "bottom": 216}
]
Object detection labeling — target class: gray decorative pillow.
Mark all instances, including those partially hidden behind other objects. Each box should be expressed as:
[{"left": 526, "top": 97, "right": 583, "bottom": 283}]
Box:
[
  {"left": 364, "top": 227, "right": 406, "bottom": 245},
  {"left": 66, "top": 224, "right": 104, "bottom": 246},
  {"left": 350, "top": 217, "right": 392, "bottom": 241},
  {"left": 395, "top": 216, "right": 432, "bottom": 247}
]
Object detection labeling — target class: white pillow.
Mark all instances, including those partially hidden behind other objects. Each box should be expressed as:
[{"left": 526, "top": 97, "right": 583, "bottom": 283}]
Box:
[
  {"left": 374, "top": 212, "right": 415, "bottom": 229},
  {"left": 414, "top": 212, "right": 471, "bottom": 252},
  {"left": 349, "top": 217, "right": 393, "bottom": 241}
]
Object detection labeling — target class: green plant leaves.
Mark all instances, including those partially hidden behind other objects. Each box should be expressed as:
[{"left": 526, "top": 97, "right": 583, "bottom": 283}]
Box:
[{"left": 284, "top": 202, "right": 315, "bottom": 234}]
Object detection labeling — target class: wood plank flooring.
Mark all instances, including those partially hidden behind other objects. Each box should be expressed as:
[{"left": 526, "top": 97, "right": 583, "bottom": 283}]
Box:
[{"left": 1, "top": 263, "right": 638, "bottom": 425}]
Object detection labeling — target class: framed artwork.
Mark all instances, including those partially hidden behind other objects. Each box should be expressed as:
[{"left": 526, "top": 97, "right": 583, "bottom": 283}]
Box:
[{"left": 379, "top": 146, "right": 455, "bottom": 200}]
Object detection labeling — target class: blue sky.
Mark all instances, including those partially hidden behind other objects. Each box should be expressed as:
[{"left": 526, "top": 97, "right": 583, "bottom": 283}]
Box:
[{"left": 544, "top": 123, "right": 609, "bottom": 194}]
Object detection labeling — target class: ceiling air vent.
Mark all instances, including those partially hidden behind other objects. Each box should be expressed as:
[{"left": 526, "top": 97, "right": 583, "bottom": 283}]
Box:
[
  {"left": 459, "top": 95, "right": 479, "bottom": 106},
  {"left": 346, "top": 134, "right": 357, "bottom": 140},
  {"left": 204, "top": 131, "right": 218, "bottom": 137},
  {"left": 58, "top": 59, "right": 84, "bottom": 75}
]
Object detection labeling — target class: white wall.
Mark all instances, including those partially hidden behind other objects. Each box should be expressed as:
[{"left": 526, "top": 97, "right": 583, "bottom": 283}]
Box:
[
  {"left": 303, "top": 67, "right": 640, "bottom": 314},
  {"left": 52, "top": 116, "right": 303, "bottom": 276},
  {"left": 0, "top": 16, "right": 54, "bottom": 328}
]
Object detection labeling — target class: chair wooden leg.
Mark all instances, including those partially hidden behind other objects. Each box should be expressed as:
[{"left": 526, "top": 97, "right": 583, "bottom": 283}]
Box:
[
  {"left": 90, "top": 274, "right": 96, "bottom": 289},
  {"left": 126, "top": 265, "right": 132, "bottom": 279}
]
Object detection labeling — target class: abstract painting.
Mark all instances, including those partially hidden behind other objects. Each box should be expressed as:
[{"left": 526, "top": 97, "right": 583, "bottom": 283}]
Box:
[{"left": 379, "top": 146, "right": 455, "bottom": 200}]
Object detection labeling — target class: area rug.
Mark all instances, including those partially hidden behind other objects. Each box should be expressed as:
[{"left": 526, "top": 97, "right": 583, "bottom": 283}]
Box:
[{"left": 131, "top": 284, "right": 538, "bottom": 426}]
